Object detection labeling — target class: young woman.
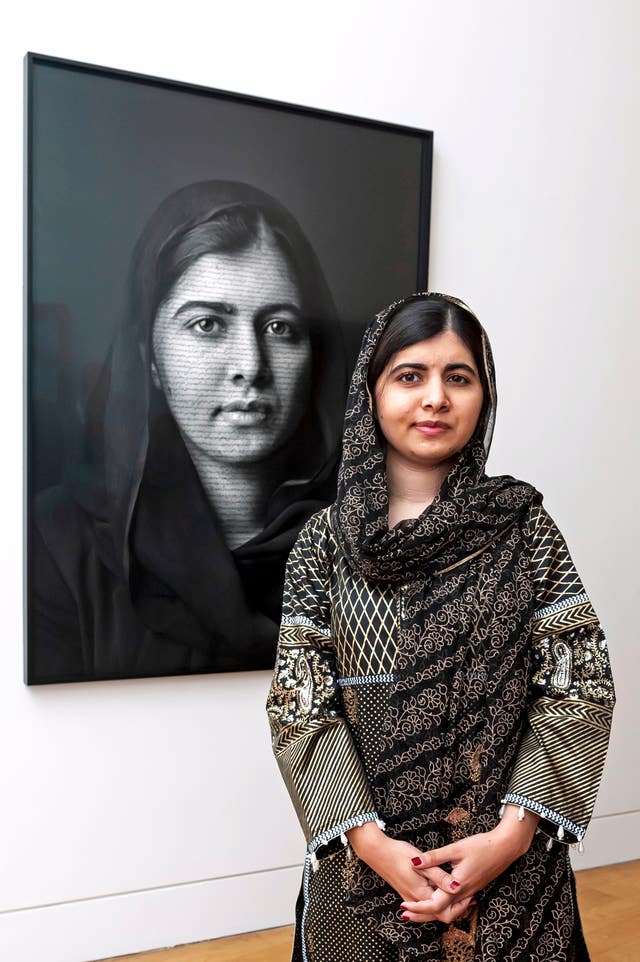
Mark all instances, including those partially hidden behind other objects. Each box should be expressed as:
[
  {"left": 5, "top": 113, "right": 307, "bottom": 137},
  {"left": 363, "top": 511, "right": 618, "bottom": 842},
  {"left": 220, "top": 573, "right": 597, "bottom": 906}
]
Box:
[
  {"left": 29, "top": 180, "right": 346, "bottom": 682},
  {"left": 267, "top": 292, "right": 615, "bottom": 961}
]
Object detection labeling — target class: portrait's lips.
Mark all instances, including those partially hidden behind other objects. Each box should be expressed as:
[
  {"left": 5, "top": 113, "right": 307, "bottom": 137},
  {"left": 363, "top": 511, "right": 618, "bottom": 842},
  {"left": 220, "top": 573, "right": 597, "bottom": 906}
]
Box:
[
  {"left": 414, "top": 419, "right": 451, "bottom": 435},
  {"left": 214, "top": 399, "right": 273, "bottom": 426}
]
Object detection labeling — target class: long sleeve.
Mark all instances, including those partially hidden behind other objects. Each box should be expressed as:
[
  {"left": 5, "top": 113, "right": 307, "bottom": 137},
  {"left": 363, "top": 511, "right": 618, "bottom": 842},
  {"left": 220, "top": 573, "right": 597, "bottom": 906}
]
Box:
[
  {"left": 266, "top": 508, "right": 381, "bottom": 857},
  {"left": 502, "top": 503, "right": 616, "bottom": 845}
]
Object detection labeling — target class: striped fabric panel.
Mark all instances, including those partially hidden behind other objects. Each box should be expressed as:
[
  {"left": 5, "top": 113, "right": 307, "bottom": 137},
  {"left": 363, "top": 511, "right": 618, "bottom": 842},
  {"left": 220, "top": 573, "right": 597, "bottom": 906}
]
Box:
[
  {"left": 275, "top": 717, "right": 375, "bottom": 844},
  {"left": 272, "top": 717, "right": 328, "bottom": 753},
  {"left": 280, "top": 508, "right": 333, "bottom": 627},
  {"left": 528, "top": 504, "right": 585, "bottom": 605},
  {"left": 533, "top": 593, "right": 590, "bottom": 622},
  {"left": 532, "top": 597, "right": 598, "bottom": 641},
  {"left": 526, "top": 696, "right": 611, "bottom": 729},
  {"left": 506, "top": 695, "right": 612, "bottom": 834},
  {"left": 278, "top": 621, "right": 334, "bottom": 653},
  {"left": 282, "top": 614, "right": 332, "bottom": 632}
]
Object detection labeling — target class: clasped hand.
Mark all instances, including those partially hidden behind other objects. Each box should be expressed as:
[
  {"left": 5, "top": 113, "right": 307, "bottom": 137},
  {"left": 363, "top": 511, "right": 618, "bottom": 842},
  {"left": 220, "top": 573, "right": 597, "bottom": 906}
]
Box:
[
  {"left": 349, "top": 816, "right": 534, "bottom": 925},
  {"left": 400, "top": 825, "right": 531, "bottom": 923},
  {"left": 349, "top": 834, "right": 474, "bottom": 924}
]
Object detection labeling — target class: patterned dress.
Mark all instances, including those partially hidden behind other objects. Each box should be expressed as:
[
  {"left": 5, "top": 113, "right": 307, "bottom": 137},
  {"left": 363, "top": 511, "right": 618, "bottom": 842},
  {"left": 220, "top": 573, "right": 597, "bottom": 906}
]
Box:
[{"left": 267, "top": 502, "right": 614, "bottom": 962}]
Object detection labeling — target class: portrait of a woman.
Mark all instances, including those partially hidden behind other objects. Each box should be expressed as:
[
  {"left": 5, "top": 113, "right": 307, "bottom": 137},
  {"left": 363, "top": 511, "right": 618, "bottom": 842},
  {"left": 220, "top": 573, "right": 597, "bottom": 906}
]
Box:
[
  {"left": 29, "top": 180, "right": 347, "bottom": 683},
  {"left": 267, "top": 292, "right": 615, "bottom": 960}
]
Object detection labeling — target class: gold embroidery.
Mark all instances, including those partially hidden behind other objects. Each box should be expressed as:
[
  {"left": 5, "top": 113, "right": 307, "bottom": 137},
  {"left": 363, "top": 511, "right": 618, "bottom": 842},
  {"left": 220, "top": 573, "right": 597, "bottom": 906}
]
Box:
[
  {"left": 340, "top": 847, "right": 360, "bottom": 892},
  {"left": 470, "top": 744, "right": 483, "bottom": 784},
  {"left": 342, "top": 685, "right": 359, "bottom": 726},
  {"left": 445, "top": 807, "right": 471, "bottom": 827},
  {"left": 441, "top": 905, "right": 478, "bottom": 961}
]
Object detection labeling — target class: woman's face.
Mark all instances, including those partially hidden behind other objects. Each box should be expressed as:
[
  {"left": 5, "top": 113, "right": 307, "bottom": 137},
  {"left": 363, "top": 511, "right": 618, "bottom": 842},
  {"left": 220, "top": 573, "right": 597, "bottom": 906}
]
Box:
[
  {"left": 373, "top": 330, "right": 484, "bottom": 467},
  {"left": 151, "top": 231, "right": 312, "bottom": 464}
]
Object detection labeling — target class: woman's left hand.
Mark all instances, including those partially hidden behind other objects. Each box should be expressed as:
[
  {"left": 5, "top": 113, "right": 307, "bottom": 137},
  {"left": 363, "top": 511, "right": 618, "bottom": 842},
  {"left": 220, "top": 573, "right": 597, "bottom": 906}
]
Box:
[{"left": 400, "top": 806, "right": 539, "bottom": 923}]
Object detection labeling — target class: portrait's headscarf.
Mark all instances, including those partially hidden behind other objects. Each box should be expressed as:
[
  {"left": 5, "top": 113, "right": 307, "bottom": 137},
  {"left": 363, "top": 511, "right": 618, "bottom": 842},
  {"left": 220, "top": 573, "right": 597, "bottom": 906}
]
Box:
[
  {"left": 330, "top": 292, "right": 543, "bottom": 955},
  {"left": 73, "top": 180, "right": 347, "bottom": 669}
]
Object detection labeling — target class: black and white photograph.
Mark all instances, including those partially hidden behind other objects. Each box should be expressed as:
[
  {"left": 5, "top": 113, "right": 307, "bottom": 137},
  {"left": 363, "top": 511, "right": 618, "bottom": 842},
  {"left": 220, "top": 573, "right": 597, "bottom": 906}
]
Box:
[{"left": 25, "top": 53, "right": 432, "bottom": 684}]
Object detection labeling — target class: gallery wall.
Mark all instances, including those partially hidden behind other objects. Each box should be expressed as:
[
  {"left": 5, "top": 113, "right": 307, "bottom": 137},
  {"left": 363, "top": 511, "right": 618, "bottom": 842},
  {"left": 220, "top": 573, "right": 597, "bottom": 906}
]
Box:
[{"left": 1, "top": 2, "right": 638, "bottom": 961}]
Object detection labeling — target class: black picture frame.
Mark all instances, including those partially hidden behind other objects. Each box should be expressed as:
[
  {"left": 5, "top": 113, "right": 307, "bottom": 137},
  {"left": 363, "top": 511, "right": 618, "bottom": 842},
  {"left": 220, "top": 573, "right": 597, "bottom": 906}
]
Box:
[{"left": 25, "top": 52, "right": 433, "bottom": 685}]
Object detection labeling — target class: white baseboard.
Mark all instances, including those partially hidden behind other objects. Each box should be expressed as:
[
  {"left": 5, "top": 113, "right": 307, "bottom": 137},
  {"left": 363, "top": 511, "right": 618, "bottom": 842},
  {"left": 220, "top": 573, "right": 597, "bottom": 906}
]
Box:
[
  {"left": 2, "top": 811, "right": 638, "bottom": 962},
  {"left": 0, "top": 864, "right": 303, "bottom": 962}
]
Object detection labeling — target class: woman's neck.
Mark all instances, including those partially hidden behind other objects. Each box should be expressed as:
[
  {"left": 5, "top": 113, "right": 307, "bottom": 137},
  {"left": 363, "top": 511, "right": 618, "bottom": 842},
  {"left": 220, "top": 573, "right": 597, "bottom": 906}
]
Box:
[
  {"left": 184, "top": 439, "right": 288, "bottom": 550},
  {"left": 385, "top": 447, "right": 451, "bottom": 528}
]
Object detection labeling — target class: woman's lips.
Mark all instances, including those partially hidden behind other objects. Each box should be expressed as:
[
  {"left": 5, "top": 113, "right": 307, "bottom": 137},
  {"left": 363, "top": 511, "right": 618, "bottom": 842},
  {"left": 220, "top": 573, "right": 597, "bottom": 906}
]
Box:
[
  {"left": 215, "top": 401, "right": 272, "bottom": 426},
  {"left": 414, "top": 422, "right": 451, "bottom": 436},
  {"left": 221, "top": 409, "right": 268, "bottom": 425}
]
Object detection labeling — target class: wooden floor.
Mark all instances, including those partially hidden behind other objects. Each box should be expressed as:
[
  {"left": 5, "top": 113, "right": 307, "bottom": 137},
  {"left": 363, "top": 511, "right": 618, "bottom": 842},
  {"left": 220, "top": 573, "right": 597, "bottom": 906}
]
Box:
[{"left": 102, "top": 860, "right": 640, "bottom": 962}]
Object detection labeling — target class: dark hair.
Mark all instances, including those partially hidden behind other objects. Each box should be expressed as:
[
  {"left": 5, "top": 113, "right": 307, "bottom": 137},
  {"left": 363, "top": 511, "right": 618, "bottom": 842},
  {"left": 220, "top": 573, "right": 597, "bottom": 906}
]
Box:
[
  {"left": 367, "top": 294, "right": 490, "bottom": 437},
  {"left": 148, "top": 205, "right": 306, "bottom": 320}
]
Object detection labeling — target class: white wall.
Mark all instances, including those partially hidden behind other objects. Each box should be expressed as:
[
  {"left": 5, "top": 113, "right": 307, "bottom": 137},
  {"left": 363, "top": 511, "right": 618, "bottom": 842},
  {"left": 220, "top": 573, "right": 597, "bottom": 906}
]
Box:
[{"left": 2, "top": 3, "right": 638, "bottom": 960}]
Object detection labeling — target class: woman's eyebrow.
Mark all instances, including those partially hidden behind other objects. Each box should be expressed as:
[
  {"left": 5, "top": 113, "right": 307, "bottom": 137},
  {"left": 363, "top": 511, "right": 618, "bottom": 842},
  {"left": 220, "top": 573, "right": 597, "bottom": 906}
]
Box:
[
  {"left": 388, "top": 361, "right": 477, "bottom": 376},
  {"left": 256, "top": 302, "right": 303, "bottom": 320},
  {"left": 173, "top": 300, "right": 236, "bottom": 319},
  {"left": 173, "top": 300, "right": 302, "bottom": 319},
  {"left": 442, "top": 361, "right": 477, "bottom": 375}
]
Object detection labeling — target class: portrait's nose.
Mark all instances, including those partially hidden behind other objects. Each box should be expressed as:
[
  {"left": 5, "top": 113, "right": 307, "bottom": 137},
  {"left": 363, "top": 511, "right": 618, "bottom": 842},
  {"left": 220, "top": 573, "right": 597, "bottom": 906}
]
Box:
[
  {"left": 420, "top": 374, "right": 449, "bottom": 410},
  {"left": 227, "top": 322, "right": 270, "bottom": 387}
]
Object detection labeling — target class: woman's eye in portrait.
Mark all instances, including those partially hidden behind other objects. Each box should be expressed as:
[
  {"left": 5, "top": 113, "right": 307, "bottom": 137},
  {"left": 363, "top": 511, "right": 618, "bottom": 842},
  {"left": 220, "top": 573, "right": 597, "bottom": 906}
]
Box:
[
  {"left": 187, "top": 314, "right": 226, "bottom": 336},
  {"left": 263, "top": 317, "right": 300, "bottom": 340},
  {"left": 447, "top": 373, "right": 470, "bottom": 384}
]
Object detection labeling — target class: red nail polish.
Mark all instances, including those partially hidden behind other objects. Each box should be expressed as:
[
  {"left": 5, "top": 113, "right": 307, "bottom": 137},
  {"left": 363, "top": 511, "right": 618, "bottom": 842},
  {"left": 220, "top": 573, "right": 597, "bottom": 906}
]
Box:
[
  {"left": 450, "top": 880, "right": 460, "bottom": 889},
  {"left": 411, "top": 856, "right": 422, "bottom": 865},
  {"left": 401, "top": 912, "right": 410, "bottom": 920}
]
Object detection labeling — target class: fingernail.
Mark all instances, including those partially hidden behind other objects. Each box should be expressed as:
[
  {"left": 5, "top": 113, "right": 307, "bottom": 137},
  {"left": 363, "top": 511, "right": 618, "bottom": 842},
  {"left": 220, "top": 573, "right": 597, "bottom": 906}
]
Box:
[
  {"left": 411, "top": 856, "right": 422, "bottom": 865},
  {"left": 401, "top": 912, "right": 410, "bottom": 920},
  {"left": 400, "top": 903, "right": 408, "bottom": 909},
  {"left": 450, "top": 880, "right": 461, "bottom": 889}
]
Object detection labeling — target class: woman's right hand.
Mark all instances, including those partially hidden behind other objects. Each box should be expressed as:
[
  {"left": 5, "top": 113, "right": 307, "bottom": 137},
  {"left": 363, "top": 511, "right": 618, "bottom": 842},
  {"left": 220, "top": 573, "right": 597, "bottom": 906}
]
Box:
[{"left": 346, "top": 822, "right": 475, "bottom": 924}]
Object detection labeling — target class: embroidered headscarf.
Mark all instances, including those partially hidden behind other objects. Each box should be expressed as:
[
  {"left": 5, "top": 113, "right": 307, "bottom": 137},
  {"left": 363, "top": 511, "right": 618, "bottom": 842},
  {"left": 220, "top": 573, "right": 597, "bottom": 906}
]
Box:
[{"left": 330, "top": 292, "right": 543, "bottom": 956}]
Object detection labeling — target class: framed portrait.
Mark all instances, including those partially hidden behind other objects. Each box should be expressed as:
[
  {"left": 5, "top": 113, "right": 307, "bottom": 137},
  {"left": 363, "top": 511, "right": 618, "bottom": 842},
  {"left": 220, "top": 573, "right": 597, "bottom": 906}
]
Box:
[{"left": 25, "top": 52, "right": 433, "bottom": 684}]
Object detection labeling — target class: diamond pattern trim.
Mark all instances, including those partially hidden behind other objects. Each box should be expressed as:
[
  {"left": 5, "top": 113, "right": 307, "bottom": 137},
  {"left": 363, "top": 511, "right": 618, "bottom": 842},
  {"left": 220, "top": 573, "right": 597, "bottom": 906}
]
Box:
[{"left": 331, "top": 553, "right": 397, "bottom": 677}]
